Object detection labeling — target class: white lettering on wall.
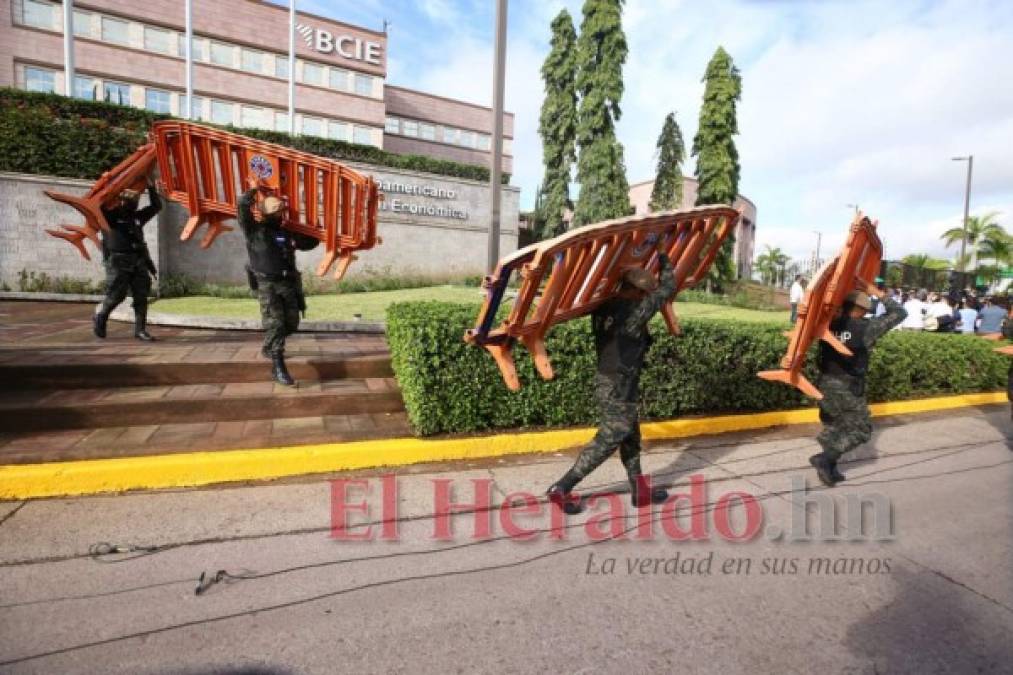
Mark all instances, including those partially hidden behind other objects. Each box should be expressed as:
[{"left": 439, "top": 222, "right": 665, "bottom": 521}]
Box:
[{"left": 297, "top": 23, "right": 383, "bottom": 65}]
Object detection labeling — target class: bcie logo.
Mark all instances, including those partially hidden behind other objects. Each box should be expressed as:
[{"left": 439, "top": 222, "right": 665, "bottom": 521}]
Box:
[{"left": 296, "top": 24, "right": 382, "bottom": 65}]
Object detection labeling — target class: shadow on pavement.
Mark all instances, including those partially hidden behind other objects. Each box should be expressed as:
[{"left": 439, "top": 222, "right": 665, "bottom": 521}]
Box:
[{"left": 844, "top": 565, "right": 1013, "bottom": 672}]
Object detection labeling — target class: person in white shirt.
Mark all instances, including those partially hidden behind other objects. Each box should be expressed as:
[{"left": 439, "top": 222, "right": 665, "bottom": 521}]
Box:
[
  {"left": 789, "top": 275, "right": 805, "bottom": 323},
  {"left": 901, "top": 289, "right": 929, "bottom": 330},
  {"left": 956, "top": 300, "right": 978, "bottom": 334}
]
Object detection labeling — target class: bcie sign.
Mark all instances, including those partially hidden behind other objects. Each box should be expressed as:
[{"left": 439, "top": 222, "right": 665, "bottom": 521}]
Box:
[{"left": 296, "top": 24, "right": 382, "bottom": 66}]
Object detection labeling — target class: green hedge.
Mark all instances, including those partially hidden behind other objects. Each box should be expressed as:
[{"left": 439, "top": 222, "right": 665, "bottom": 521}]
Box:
[
  {"left": 386, "top": 301, "right": 1008, "bottom": 436},
  {"left": 0, "top": 88, "right": 504, "bottom": 183}
]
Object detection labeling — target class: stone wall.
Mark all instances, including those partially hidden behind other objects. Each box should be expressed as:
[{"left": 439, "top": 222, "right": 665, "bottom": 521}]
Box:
[{"left": 0, "top": 167, "right": 519, "bottom": 288}]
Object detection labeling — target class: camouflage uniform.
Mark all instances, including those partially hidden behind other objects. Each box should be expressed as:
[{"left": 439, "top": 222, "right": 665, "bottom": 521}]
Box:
[
  {"left": 564, "top": 253, "right": 676, "bottom": 484},
  {"left": 815, "top": 296, "right": 907, "bottom": 461},
  {"left": 95, "top": 185, "right": 161, "bottom": 337},
  {"left": 237, "top": 189, "right": 311, "bottom": 359}
]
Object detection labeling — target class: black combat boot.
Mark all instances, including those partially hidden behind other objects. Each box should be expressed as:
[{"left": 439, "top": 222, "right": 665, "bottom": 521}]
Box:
[
  {"left": 809, "top": 453, "right": 839, "bottom": 487},
  {"left": 830, "top": 463, "right": 847, "bottom": 484},
  {"left": 133, "top": 306, "right": 154, "bottom": 341},
  {"left": 547, "top": 469, "right": 583, "bottom": 515},
  {"left": 93, "top": 310, "right": 109, "bottom": 339},
  {"left": 272, "top": 353, "right": 295, "bottom": 386},
  {"left": 629, "top": 474, "right": 669, "bottom": 508}
]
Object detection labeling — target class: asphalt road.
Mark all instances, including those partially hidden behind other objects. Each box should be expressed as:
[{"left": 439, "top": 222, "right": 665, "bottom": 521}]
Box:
[{"left": 1, "top": 406, "right": 1011, "bottom": 674}]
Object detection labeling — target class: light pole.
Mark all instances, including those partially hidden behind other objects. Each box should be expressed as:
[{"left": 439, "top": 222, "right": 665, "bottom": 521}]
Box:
[
  {"left": 63, "top": 0, "right": 75, "bottom": 97},
  {"left": 813, "top": 230, "right": 822, "bottom": 268},
  {"left": 288, "top": 0, "right": 296, "bottom": 135},
  {"left": 846, "top": 203, "right": 859, "bottom": 216},
  {"left": 951, "top": 155, "right": 973, "bottom": 272},
  {"left": 487, "top": 0, "right": 508, "bottom": 273}
]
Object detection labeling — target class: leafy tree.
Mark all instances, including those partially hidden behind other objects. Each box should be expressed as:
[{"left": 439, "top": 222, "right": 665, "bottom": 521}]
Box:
[
  {"left": 693, "top": 46, "right": 742, "bottom": 288},
  {"left": 648, "top": 112, "right": 685, "bottom": 211},
  {"left": 940, "top": 211, "right": 1005, "bottom": 271},
  {"left": 572, "top": 0, "right": 631, "bottom": 226},
  {"left": 536, "top": 10, "right": 578, "bottom": 239}
]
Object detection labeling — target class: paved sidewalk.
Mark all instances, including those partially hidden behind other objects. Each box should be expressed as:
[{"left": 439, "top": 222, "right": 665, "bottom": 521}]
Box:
[{"left": 0, "top": 407, "right": 1009, "bottom": 673}]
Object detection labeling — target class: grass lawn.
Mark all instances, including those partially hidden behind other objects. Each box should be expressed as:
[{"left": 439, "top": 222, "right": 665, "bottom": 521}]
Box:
[{"left": 152, "top": 285, "right": 791, "bottom": 324}]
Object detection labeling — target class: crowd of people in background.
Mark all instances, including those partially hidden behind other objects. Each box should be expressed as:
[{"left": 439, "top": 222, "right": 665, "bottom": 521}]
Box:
[
  {"left": 882, "top": 284, "right": 1008, "bottom": 335},
  {"left": 787, "top": 274, "right": 1011, "bottom": 335}
]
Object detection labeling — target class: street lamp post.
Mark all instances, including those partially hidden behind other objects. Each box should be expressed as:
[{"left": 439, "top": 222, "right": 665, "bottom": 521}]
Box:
[
  {"left": 488, "top": 0, "right": 508, "bottom": 273},
  {"left": 951, "top": 155, "right": 973, "bottom": 272},
  {"left": 813, "top": 230, "right": 822, "bottom": 269},
  {"left": 63, "top": 0, "right": 75, "bottom": 97}
]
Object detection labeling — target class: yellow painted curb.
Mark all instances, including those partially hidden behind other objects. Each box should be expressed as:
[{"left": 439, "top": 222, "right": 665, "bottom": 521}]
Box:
[{"left": 0, "top": 391, "right": 1005, "bottom": 500}]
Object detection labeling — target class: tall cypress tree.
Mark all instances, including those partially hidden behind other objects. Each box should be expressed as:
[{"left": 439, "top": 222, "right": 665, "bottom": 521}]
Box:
[
  {"left": 572, "top": 0, "right": 631, "bottom": 227},
  {"left": 648, "top": 112, "right": 685, "bottom": 212},
  {"left": 536, "top": 10, "right": 578, "bottom": 240},
  {"left": 693, "top": 46, "right": 742, "bottom": 283}
]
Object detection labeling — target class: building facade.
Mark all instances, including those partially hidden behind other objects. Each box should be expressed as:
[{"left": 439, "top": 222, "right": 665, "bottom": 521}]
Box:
[
  {"left": 628, "top": 177, "right": 757, "bottom": 280},
  {"left": 1, "top": 0, "right": 514, "bottom": 173}
]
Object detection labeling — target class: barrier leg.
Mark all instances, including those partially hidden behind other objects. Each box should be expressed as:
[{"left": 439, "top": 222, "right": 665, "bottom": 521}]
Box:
[
  {"left": 486, "top": 343, "right": 521, "bottom": 391},
  {"left": 520, "top": 334, "right": 554, "bottom": 381}
]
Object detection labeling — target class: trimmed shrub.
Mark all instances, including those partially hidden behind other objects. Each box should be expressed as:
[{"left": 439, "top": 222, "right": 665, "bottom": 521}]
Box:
[
  {"left": 0, "top": 88, "right": 507, "bottom": 183},
  {"left": 386, "top": 301, "right": 1008, "bottom": 436}
]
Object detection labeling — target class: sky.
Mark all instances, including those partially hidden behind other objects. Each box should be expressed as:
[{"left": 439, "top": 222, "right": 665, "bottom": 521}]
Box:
[{"left": 279, "top": 0, "right": 1013, "bottom": 265}]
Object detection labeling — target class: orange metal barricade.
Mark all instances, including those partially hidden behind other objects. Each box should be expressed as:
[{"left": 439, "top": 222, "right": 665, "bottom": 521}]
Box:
[
  {"left": 43, "top": 121, "right": 381, "bottom": 280},
  {"left": 757, "top": 214, "right": 883, "bottom": 399},
  {"left": 465, "top": 205, "right": 741, "bottom": 390}
]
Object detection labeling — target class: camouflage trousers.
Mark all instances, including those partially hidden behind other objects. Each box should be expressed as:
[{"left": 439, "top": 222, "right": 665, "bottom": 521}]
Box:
[
  {"left": 816, "top": 376, "right": 873, "bottom": 461},
  {"left": 567, "top": 374, "right": 643, "bottom": 481},
  {"left": 258, "top": 279, "right": 301, "bottom": 357},
  {"left": 99, "top": 253, "right": 151, "bottom": 318}
]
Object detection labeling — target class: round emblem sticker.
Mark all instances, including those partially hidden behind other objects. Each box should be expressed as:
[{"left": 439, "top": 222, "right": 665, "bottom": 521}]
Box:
[{"left": 249, "top": 155, "right": 274, "bottom": 180}]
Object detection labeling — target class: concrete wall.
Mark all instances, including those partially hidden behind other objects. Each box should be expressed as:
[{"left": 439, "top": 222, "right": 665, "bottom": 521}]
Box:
[{"left": 0, "top": 168, "right": 519, "bottom": 287}]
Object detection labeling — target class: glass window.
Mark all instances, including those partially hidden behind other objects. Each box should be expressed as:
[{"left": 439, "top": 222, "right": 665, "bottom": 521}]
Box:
[
  {"left": 210, "top": 100, "right": 234, "bottom": 125},
  {"left": 101, "top": 17, "right": 129, "bottom": 45},
  {"left": 302, "top": 62, "right": 323, "bottom": 86},
  {"left": 180, "top": 36, "right": 206, "bottom": 61},
  {"left": 24, "top": 66, "right": 55, "bottom": 93},
  {"left": 22, "top": 0, "right": 55, "bottom": 30},
  {"left": 442, "top": 127, "right": 459, "bottom": 145},
  {"left": 419, "top": 123, "right": 436, "bottom": 142},
  {"left": 103, "top": 81, "right": 131, "bottom": 106},
  {"left": 188, "top": 96, "right": 206, "bottom": 121},
  {"left": 275, "top": 112, "right": 290, "bottom": 133},
  {"left": 353, "top": 126, "right": 372, "bottom": 145},
  {"left": 354, "top": 74, "right": 372, "bottom": 97},
  {"left": 402, "top": 120, "right": 418, "bottom": 138},
  {"left": 384, "top": 117, "right": 399, "bottom": 134},
  {"left": 460, "top": 130, "right": 477, "bottom": 148},
  {"left": 210, "top": 42, "right": 234, "bottom": 67},
  {"left": 73, "top": 10, "right": 93, "bottom": 37},
  {"left": 301, "top": 116, "right": 323, "bottom": 137},
  {"left": 477, "top": 134, "right": 491, "bottom": 151},
  {"left": 275, "top": 56, "right": 289, "bottom": 79},
  {"left": 241, "top": 49, "right": 264, "bottom": 74},
  {"left": 144, "top": 26, "right": 171, "bottom": 54},
  {"left": 329, "top": 68, "right": 348, "bottom": 91},
  {"left": 503, "top": 138, "right": 513, "bottom": 155},
  {"left": 241, "top": 105, "right": 270, "bottom": 129},
  {"left": 73, "top": 76, "right": 97, "bottom": 100},
  {"left": 328, "top": 121, "right": 348, "bottom": 141},
  {"left": 145, "top": 88, "right": 171, "bottom": 114}
]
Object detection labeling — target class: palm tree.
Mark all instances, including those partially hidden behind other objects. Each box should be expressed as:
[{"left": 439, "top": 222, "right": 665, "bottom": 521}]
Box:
[
  {"left": 902, "top": 253, "right": 930, "bottom": 269},
  {"left": 940, "top": 211, "right": 1004, "bottom": 271},
  {"left": 755, "top": 245, "right": 789, "bottom": 286}
]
